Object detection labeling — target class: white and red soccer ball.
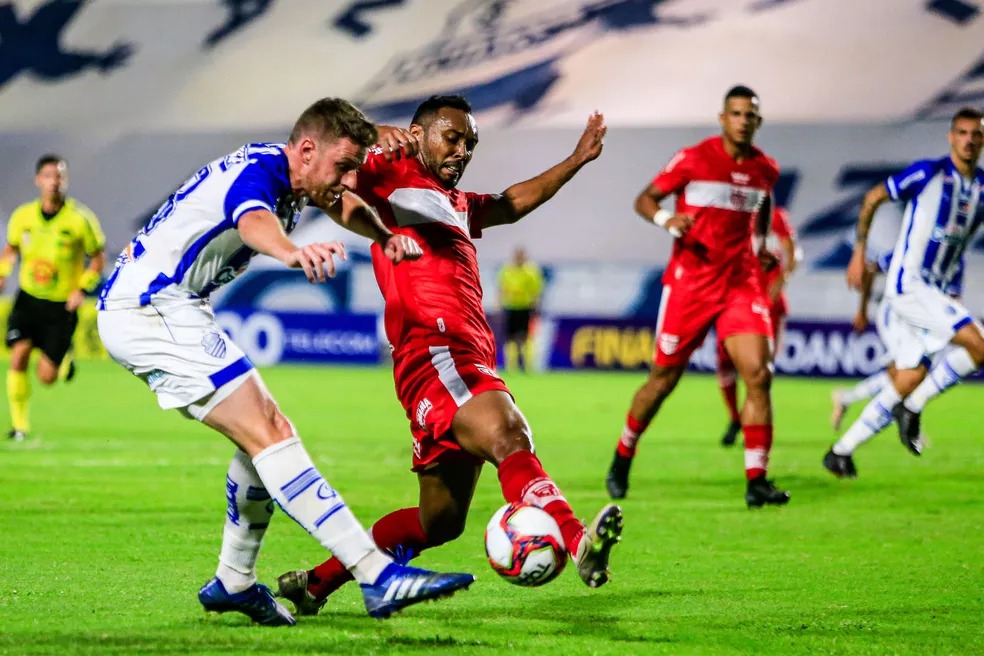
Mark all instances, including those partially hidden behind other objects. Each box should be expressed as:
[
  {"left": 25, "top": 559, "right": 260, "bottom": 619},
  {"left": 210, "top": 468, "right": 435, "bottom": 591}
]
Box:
[{"left": 484, "top": 502, "right": 567, "bottom": 586}]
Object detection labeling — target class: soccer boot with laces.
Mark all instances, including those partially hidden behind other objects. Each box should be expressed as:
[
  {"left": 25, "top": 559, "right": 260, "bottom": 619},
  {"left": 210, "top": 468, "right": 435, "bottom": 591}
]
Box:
[
  {"left": 359, "top": 563, "right": 474, "bottom": 620},
  {"left": 575, "top": 503, "right": 623, "bottom": 588},
  {"left": 822, "top": 449, "right": 858, "bottom": 479},
  {"left": 745, "top": 475, "right": 790, "bottom": 508},
  {"left": 198, "top": 578, "right": 295, "bottom": 626}
]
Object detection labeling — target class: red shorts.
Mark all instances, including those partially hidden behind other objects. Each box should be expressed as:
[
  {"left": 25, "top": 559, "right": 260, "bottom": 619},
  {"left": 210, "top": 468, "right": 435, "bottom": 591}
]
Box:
[
  {"left": 654, "top": 278, "right": 773, "bottom": 368},
  {"left": 393, "top": 341, "right": 510, "bottom": 472},
  {"left": 716, "top": 300, "right": 786, "bottom": 371}
]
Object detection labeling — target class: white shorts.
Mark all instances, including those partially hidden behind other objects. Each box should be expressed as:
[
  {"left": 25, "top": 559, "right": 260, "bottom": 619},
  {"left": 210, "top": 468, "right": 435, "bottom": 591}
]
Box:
[
  {"left": 877, "top": 285, "right": 975, "bottom": 370},
  {"left": 97, "top": 300, "right": 254, "bottom": 420}
]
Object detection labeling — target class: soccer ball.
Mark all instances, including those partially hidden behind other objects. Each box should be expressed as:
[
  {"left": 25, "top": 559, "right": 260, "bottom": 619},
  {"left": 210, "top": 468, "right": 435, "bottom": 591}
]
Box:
[{"left": 484, "top": 502, "right": 567, "bottom": 586}]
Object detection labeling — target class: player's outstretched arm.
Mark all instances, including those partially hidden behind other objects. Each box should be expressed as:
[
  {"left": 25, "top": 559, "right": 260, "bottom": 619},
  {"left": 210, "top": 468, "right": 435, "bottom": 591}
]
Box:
[
  {"left": 238, "top": 209, "right": 345, "bottom": 283},
  {"left": 0, "top": 243, "right": 19, "bottom": 292},
  {"left": 847, "top": 183, "right": 890, "bottom": 290},
  {"left": 478, "top": 112, "right": 607, "bottom": 228},
  {"left": 320, "top": 191, "right": 423, "bottom": 263}
]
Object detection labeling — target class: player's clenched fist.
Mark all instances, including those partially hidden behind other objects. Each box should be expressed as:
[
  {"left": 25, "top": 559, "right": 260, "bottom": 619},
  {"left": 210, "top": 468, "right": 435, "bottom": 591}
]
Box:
[
  {"left": 283, "top": 241, "right": 346, "bottom": 283},
  {"left": 383, "top": 234, "right": 423, "bottom": 263}
]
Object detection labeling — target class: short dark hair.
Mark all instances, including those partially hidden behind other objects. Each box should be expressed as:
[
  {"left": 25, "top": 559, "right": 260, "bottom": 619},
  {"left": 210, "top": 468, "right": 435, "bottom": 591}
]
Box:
[
  {"left": 289, "top": 98, "right": 377, "bottom": 148},
  {"left": 411, "top": 95, "right": 473, "bottom": 126},
  {"left": 35, "top": 154, "right": 65, "bottom": 174},
  {"left": 951, "top": 106, "right": 983, "bottom": 129},
  {"left": 724, "top": 85, "right": 759, "bottom": 105}
]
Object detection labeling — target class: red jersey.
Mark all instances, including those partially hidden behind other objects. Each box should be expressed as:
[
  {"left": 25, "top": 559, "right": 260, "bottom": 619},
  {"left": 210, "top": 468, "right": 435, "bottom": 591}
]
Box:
[
  {"left": 652, "top": 136, "right": 780, "bottom": 296},
  {"left": 356, "top": 149, "right": 499, "bottom": 359}
]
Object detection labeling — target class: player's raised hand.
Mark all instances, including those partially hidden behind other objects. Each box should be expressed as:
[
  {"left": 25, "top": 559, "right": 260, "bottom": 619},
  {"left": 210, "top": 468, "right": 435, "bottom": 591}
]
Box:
[
  {"left": 572, "top": 111, "right": 607, "bottom": 164},
  {"left": 375, "top": 126, "right": 419, "bottom": 161},
  {"left": 846, "top": 249, "right": 866, "bottom": 290},
  {"left": 283, "top": 242, "right": 346, "bottom": 283},
  {"left": 383, "top": 234, "right": 423, "bottom": 264}
]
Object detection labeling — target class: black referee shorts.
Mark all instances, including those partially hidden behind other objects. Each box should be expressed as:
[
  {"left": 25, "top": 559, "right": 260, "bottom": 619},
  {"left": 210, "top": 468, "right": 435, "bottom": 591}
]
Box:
[
  {"left": 5, "top": 290, "right": 78, "bottom": 365},
  {"left": 503, "top": 309, "right": 533, "bottom": 341}
]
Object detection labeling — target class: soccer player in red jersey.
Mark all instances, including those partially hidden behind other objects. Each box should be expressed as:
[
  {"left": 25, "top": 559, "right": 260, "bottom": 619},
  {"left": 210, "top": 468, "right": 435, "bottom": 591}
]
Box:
[
  {"left": 719, "top": 206, "right": 800, "bottom": 447},
  {"left": 276, "top": 95, "right": 623, "bottom": 615},
  {"left": 605, "top": 86, "right": 791, "bottom": 508}
]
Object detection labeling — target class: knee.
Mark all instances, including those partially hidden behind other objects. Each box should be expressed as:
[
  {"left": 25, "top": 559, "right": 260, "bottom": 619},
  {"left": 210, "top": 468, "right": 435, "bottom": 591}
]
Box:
[
  {"left": 36, "top": 369, "right": 57, "bottom": 386},
  {"left": 486, "top": 413, "right": 533, "bottom": 462},
  {"left": 742, "top": 364, "right": 772, "bottom": 392}
]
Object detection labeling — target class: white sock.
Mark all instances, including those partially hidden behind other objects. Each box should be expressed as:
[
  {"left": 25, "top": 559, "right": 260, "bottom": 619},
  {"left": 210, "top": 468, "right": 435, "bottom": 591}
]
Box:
[
  {"left": 252, "top": 437, "right": 392, "bottom": 585},
  {"left": 832, "top": 385, "right": 900, "bottom": 456},
  {"left": 838, "top": 371, "right": 889, "bottom": 406},
  {"left": 216, "top": 450, "right": 273, "bottom": 593},
  {"left": 904, "top": 348, "right": 976, "bottom": 413}
]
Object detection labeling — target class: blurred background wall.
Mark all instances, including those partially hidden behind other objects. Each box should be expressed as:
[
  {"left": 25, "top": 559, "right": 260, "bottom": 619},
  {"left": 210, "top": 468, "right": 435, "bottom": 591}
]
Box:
[{"left": 1, "top": 0, "right": 982, "bottom": 373}]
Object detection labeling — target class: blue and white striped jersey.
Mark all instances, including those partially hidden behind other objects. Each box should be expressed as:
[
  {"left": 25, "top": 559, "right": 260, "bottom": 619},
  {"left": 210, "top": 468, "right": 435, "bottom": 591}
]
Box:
[
  {"left": 875, "top": 249, "right": 964, "bottom": 297},
  {"left": 884, "top": 156, "right": 984, "bottom": 297},
  {"left": 99, "top": 143, "right": 306, "bottom": 309}
]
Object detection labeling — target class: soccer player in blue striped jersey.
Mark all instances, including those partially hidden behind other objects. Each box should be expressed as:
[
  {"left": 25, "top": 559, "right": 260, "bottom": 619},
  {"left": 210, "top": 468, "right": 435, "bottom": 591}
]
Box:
[
  {"left": 824, "top": 107, "right": 984, "bottom": 477},
  {"left": 97, "top": 98, "right": 474, "bottom": 623}
]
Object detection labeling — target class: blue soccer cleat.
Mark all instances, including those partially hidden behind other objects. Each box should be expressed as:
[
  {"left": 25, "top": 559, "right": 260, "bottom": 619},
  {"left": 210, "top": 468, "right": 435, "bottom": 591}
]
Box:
[
  {"left": 360, "top": 563, "right": 475, "bottom": 619},
  {"left": 198, "top": 577, "right": 296, "bottom": 626}
]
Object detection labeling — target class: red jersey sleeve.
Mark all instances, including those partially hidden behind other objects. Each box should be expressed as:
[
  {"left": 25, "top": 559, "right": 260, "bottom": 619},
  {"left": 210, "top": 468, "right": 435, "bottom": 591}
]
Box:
[
  {"left": 465, "top": 192, "right": 500, "bottom": 239},
  {"left": 650, "top": 148, "right": 694, "bottom": 196},
  {"left": 771, "top": 207, "right": 794, "bottom": 240}
]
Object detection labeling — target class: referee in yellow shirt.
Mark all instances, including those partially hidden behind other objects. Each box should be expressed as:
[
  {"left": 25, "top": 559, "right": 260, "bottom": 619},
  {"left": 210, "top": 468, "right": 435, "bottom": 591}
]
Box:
[
  {"left": 497, "top": 247, "right": 544, "bottom": 373},
  {"left": 0, "top": 155, "right": 106, "bottom": 440}
]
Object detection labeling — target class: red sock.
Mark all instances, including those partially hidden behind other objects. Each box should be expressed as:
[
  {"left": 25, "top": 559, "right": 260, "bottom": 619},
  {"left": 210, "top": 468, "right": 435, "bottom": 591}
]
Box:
[
  {"left": 498, "top": 450, "right": 584, "bottom": 555},
  {"left": 307, "top": 507, "right": 429, "bottom": 599},
  {"left": 743, "top": 424, "right": 773, "bottom": 480},
  {"left": 616, "top": 412, "right": 649, "bottom": 458},
  {"left": 718, "top": 371, "right": 740, "bottom": 423}
]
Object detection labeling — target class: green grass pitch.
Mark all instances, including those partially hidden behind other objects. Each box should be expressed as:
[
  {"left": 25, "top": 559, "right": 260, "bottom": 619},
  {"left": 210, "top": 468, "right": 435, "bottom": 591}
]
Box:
[{"left": 1, "top": 362, "right": 981, "bottom": 655}]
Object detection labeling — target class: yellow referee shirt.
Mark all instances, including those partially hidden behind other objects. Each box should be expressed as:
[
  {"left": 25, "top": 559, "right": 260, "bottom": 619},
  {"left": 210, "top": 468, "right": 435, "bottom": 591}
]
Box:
[
  {"left": 7, "top": 198, "right": 105, "bottom": 302},
  {"left": 498, "top": 262, "right": 544, "bottom": 311}
]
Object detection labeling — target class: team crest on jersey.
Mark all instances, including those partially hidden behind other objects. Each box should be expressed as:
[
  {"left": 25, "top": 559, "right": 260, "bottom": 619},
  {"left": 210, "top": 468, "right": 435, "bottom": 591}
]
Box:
[
  {"left": 201, "top": 332, "right": 227, "bottom": 359},
  {"left": 658, "top": 333, "right": 680, "bottom": 355},
  {"left": 416, "top": 398, "right": 433, "bottom": 429}
]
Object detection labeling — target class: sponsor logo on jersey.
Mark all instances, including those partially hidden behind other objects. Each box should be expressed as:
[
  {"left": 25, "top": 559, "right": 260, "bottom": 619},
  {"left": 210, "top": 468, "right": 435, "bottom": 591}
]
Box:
[
  {"left": 146, "top": 369, "right": 167, "bottom": 386},
  {"left": 731, "top": 172, "right": 751, "bottom": 185},
  {"left": 475, "top": 364, "right": 496, "bottom": 377}
]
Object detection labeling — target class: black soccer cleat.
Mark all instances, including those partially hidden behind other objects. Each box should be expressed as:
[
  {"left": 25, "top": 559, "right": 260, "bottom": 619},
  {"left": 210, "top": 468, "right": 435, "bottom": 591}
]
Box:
[
  {"left": 892, "top": 403, "right": 923, "bottom": 456},
  {"left": 745, "top": 475, "right": 790, "bottom": 508},
  {"left": 64, "top": 359, "right": 77, "bottom": 383},
  {"left": 720, "top": 420, "right": 741, "bottom": 447},
  {"left": 822, "top": 448, "right": 858, "bottom": 479},
  {"left": 605, "top": 452, "right": 633, "bottom": 500}
]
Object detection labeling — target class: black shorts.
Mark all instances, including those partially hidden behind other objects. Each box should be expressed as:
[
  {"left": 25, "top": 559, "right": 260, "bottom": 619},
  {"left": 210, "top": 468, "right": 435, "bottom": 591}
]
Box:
[
  {"left": 5, "top": 291, "right": 78, "bottom": 365},
  {"left": 504, "top": 309, "right": 533, "bottom": 341}
]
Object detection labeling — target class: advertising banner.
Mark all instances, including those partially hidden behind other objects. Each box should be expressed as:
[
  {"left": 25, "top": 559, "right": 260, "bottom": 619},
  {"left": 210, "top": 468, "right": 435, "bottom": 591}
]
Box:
[{"left": 214, "top": 308, "right": 380, "bottom": 366}]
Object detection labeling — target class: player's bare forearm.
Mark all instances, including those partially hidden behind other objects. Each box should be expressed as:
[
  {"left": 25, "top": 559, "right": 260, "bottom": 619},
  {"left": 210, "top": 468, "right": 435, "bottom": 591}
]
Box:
[
  {"left": 855, "top": 184, "right": 890, "bottom": 251},
  {"left": 87, "top": 250, "right": 106, "bottom": 274},
  {"left": 858, "top": 265, "right": 875, "bottom": 316},
  {"left": 237, "top": 209, "right": 297, "bottom": 262},
  {"left": 491, "top": 155, "right": 588, "bottom": 226},
  {"left": 322, "top": 192, "right": 392, "bottom": 245},
  {"left": 0, "top": 243, "right": 19, "bottom": 287},
  {"left": 634, "top": 187, "right": 668, "bottom": 223},
  {"left": 781, "top": 237, "right": 798, "bottom": 276}
]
